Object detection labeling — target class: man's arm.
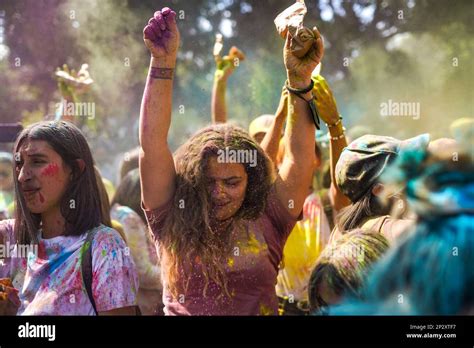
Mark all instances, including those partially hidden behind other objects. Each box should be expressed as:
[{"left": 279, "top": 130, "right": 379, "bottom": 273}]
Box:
[{"left": 139, "top": 7, "right": 180, "bottom": 210}]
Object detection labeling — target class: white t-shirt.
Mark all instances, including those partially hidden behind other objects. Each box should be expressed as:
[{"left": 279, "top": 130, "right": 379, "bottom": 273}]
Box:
[{"left": 0, "top": 219, "right": 138, "bottom": 315}]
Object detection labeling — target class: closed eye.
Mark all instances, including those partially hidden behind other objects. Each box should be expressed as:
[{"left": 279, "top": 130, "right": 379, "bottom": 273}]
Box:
[{"left": 225, "top": 180, "right": 241, "bottom": 187}]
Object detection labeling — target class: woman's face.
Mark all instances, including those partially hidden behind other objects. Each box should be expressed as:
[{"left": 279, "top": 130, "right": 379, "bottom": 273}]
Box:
[
  {"left": 16, "top": 139, "right": 72, "bottom": 215},
  {"left": 206, "top": 156, "right": 248, "bottom": 221}
]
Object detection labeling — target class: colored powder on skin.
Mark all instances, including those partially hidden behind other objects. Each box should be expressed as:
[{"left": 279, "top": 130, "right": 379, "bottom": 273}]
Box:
[
  {"left": 141, "top": 85, "right": 154, "bottom": 132},
  {"left": 39, "top": 192, "right": 45, "bottom": 203},
  {"left": 227, "top": 257, "right": 234, "bottom": 267},
  {"left": 41, "top": 163, "right": 59, "bottom": 177}
]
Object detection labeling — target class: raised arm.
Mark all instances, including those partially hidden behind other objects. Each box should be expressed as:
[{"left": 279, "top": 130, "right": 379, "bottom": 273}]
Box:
[
  {"left": 275, "top": 28, "right": 324, "bottom": 219},
  {"left": 312, "top": 76, "right": 351, "bottom": 213},
  {"left": 55, "top": 63, "right": 93, "bottom": 124},
  {"left": 139, "top": 7, "right": 180, "bottom": 210},
  {"left": 259, "top": 88, "right": 288, "bottom": 165},
  {"left": 211, "top": 47, "right": 243, "bottom": 123}
]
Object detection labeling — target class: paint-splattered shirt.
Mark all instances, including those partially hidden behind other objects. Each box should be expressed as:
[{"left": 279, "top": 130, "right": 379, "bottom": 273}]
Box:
[
  {"left": 0, "top": 219, "right": 138, "bottom": 315},
  {"left": 143, "top": 186, "right": 298, "bottom": 315}
]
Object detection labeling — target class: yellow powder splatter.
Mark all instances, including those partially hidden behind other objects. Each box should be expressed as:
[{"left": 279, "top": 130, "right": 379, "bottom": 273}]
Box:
[
  {"left": 259, "top": 303, "right": 273, "bottom": 316},
  {"left": 227, "top": 257, "right": 234, "bottom": 267},
  {"left": 238, "top": 232, "right": 267, "bottom": 255}
]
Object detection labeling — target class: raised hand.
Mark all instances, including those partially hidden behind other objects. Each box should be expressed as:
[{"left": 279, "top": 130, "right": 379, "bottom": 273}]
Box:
[
  {"left": 143, "top": 7, "right": 180, "bottom": 66},
  {"left": 284, "top": 27, "right": 324, "bottom": 88},
  {"left": 215, "top": 46, "right": 245, "bottom": 82},
  {"left": 312, "top": 75, "right": 340, "bottom": 125},
  {"left": 55, "top": 63, "right": 93, "bottom": 100}
]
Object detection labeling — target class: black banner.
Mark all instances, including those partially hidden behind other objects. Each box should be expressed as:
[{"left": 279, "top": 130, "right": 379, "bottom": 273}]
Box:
[{"left": 0, "top": 315, "right": 472, "bottom": 346}]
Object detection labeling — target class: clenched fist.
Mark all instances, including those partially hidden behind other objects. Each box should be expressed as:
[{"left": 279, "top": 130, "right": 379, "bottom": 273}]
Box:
[
  {"left": 143, "top": 7, "right": 180, "bottom": 65},
  {"left": 284, "top": 27, "right": 324, "bottom": 89}
]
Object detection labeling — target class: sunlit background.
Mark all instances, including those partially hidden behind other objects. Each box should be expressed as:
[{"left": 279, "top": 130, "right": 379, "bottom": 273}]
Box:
[{"left": 0, "top": 0, "right": 472, "bottom": 182}]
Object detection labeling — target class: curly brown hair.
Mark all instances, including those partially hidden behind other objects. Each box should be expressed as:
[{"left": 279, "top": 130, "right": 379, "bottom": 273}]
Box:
[{"left": 160, "top": 123, "right": 275, "bottom": 298}]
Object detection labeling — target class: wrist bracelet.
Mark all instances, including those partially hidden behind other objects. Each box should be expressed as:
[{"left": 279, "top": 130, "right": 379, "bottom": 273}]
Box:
[
  {"left": 285, "top": 79, "right": 314, "bottom": 94},
  {"left": 328, "top": 127, "right": 346, "bottom": 141},
  {"left": 327, "top": 116, "right": 343, "bottom": 128},
  {"left": 287, "top": 91, "right": 321, "bottom": 130},
  {"left": 149, "top": 67, "right": 174, "bottom": 80}
]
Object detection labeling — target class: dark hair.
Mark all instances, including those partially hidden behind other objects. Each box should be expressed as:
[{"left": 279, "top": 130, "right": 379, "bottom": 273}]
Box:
[
  {"left": 336, "top": 184, "right": 393, "bottom": 233},
  {"left": 111, "top": 168, "right": 145, "bottom": 223},
  {"left": 13, "top": 121, "right": 103, "bottom": 244},
  {"left": 308, "top": 229, "right": 389, "bottom": 313}
]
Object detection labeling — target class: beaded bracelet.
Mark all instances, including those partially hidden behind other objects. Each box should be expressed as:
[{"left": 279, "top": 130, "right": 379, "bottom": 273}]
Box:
[
  {"left": 326, "top": 116, "right": 343, "bottom": 128},
  {"left": 328, "top": 127, "right": 346, "bottom": 141}
]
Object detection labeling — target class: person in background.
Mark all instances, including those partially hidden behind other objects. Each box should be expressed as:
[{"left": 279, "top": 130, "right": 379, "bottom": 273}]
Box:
[
  {"left": 331, "top": 134, "right": 431, "bottom": 244},
  {"left": 94, "top": 166, "right": 127, "bottom": 243},
  {"left": 308, "top": 229, "right": 389, "bottom": 315},
  {"left": 249, "top": 115, "right": 278, "bottom": 144},
  {"left": 111, "top": 168, "right": 162, "bottom": 315},
  {"left": 118, "top": 147, "right": 140, "bottom": 183},
  {"left": 332, "top": 142, "right": 473, "bottom": 315}
]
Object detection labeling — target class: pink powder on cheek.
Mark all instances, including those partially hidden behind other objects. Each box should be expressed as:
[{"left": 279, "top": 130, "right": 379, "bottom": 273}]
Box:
[{"left": 41, "top": 163, "right": 59, "bottom": 177}]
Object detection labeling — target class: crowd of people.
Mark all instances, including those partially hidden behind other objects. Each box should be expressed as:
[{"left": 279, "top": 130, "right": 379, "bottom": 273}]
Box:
[{"left": 0, "top": 6, "right": 472, "bottom": 316}]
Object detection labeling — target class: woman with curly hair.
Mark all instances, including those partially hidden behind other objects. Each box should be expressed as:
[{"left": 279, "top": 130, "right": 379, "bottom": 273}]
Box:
[{"left": 139, "top": 7, "right": 324, "bottom": 315}]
